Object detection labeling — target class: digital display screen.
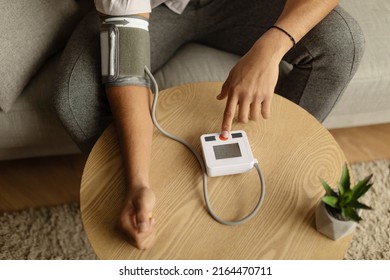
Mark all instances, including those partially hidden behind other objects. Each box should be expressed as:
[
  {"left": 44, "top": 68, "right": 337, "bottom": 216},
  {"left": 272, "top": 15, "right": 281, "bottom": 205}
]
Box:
[{"left": 213, "top": 143, "right": 242, "bottom": 160}]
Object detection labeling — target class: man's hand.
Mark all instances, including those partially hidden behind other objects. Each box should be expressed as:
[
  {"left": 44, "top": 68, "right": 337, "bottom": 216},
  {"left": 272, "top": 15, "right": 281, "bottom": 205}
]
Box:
[
  {"left": 119, "top": 186, "right": 156, "bottom": 250},
  {"left": 217, "top": 29, "right": 291, "bottom": 134},
  {"left": 216, "top": 0, "right": 340, "bottom": 133}
]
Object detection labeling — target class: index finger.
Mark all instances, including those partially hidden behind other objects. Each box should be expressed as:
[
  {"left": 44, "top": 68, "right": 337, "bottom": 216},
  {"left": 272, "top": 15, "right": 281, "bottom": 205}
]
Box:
[{"left": 221, "top": 95, "right": 238, "bottom": 132}]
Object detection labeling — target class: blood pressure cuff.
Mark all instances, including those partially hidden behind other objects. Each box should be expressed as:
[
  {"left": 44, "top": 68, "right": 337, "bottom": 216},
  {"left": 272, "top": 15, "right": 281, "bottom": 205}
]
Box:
[{"left": 100, "top": 16, "right": 151, "bottom": 88}]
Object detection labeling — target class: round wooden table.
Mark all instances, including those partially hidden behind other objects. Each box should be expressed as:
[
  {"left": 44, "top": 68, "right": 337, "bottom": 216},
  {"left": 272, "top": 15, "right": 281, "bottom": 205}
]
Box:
[{"left": 80, "top": 82, "right": 350, "bottom": 259}]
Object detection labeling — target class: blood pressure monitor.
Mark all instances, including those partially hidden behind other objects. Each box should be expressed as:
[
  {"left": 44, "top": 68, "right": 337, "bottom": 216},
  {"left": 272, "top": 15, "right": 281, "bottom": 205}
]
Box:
[
  {"left": 200, "top": 130, "right": 256, "bottom": 177},
  {"left": 146, "top": 67, "right": 265, "bottom": 225}
]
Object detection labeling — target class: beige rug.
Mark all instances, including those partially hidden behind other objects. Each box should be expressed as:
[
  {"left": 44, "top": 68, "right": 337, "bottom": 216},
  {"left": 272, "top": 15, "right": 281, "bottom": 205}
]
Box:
[
  {"left": 1, "top": 160, "right": 389, "bottom": 260},
  {"left": 344, "top": 159, "right": 390, "bottom": 260}
]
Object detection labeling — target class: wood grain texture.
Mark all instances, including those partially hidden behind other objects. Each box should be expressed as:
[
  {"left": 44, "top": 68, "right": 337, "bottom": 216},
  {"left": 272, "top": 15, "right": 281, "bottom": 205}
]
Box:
[{"left": 81, "top": 82, "right": 351, "bottom": 259}]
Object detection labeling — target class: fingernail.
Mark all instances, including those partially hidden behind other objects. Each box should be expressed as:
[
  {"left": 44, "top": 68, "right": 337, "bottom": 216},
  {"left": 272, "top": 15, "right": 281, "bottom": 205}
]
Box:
[
  {"left": 221, "top": 130, "right": 229, "bottom": 139},
  {"left": 138, "top": 222, "right": 148, "bottom": 232}
]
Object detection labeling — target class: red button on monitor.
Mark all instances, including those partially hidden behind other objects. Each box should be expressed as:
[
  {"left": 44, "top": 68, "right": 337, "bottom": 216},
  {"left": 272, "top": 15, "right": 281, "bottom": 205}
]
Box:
[{"left": 219, "top": 134, "right": 228, "bottom": 141}]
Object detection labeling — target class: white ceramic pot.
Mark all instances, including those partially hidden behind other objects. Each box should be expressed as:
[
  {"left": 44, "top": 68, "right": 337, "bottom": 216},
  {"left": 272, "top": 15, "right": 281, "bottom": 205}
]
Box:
[{"left": 315, "top": 200, "right": 357, "bottom": 240}]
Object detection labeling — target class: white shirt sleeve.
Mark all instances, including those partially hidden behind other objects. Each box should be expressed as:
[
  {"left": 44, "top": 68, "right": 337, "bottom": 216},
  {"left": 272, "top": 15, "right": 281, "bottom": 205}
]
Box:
[
  {"left": 94, "top": 0, "right": 152, "bottom": 16},
  {"left": 151, "top": 0, "right": 190, "bottom": 14},
  {"left": 162, "top": 0, "right": 190, "bottom": 14}
]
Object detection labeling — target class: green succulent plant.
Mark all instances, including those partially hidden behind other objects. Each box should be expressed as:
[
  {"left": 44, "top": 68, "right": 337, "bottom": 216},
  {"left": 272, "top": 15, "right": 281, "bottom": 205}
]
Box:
[{"left": 320, "top": 163, "right": 373, "bottom": 222}]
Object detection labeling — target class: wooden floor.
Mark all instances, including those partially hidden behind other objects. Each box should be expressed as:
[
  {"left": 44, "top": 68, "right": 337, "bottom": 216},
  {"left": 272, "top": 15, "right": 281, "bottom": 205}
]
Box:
[{"left": 1, "top": 123, "right": 390, "bottom": 213}]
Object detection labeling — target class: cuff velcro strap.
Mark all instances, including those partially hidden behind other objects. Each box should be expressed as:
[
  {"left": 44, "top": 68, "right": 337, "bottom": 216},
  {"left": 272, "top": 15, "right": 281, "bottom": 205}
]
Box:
[{"left": 100, "top": 16, "right": 151, "bottom": 88}]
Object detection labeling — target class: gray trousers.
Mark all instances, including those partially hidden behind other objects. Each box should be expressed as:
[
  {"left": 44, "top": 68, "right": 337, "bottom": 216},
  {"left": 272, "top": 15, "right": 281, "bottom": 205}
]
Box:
[{"left": 54, "top": 0, "right": 365, "bottom": 153}]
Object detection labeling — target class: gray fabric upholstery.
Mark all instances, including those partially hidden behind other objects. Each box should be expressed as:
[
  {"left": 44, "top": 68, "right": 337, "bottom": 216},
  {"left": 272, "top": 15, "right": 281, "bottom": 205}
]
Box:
[
  {"left": 0, "top": 55, "right": 79, "bottom": 160},
  {"left": 0, "top": 0, "right": 86, "bottom": 112}
]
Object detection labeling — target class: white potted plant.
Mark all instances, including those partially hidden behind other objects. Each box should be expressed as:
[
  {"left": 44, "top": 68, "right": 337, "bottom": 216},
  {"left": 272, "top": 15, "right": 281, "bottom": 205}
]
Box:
[{"left": 315, "top": 163, "right": 373, "bottom": 240}]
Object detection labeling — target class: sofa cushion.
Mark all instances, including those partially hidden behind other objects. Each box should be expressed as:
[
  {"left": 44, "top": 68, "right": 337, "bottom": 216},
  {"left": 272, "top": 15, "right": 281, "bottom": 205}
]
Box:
[
  {"left": 0, "top": 0, "right": 86, "bottom": 112},
  {"left": 154, "top": 43, "right": 240, "bottom": 90},
  {"left": 0, "top": 54, "right": 80, "bottom": 160}
]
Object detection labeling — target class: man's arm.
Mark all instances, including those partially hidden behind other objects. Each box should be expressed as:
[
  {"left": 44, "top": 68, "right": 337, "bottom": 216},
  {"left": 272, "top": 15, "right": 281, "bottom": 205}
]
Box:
[
  {"left": 104, "top": 12, "right": 156, "bottom": 250},
  {"left": 106, "top": 84, "right": 156, "bottom": 250},
  {"left": 274, "top": 0, "right": 340, "bottom": 42},
  {"left": 218, "top": 0, "right": 340, "bottom": 135}
]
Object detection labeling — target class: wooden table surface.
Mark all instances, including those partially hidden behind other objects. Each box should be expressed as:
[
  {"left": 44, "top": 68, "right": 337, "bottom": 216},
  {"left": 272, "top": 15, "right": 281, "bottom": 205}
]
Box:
[{"left": 80, "top": 82, "right": 351, "bottom": 259}]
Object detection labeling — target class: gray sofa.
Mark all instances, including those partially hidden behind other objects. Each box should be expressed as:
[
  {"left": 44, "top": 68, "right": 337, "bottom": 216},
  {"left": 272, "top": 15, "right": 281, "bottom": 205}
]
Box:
[{"left": 1, "top": 0, "right": 389, "bottom": 160}]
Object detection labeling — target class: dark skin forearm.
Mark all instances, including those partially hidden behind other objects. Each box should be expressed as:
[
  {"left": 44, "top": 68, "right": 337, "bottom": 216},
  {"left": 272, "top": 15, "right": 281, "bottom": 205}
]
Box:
[
  {"left": 106, "top": 84, "right": 156, "bottom": 250},
  {"left": 106, "top": 85, "right": 153, "bottom": 188},
  {"left": 105, "top": 12, "right": 156, "bottom": 250},
  {"left": 275, "top": 0, "right": 340, "bottom": 42}
]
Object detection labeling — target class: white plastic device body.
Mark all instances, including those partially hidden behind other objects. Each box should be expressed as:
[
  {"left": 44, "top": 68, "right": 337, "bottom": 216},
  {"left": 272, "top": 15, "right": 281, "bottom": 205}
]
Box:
[{"left": 200, "top": 130, "right": 256, "bottom": 177}]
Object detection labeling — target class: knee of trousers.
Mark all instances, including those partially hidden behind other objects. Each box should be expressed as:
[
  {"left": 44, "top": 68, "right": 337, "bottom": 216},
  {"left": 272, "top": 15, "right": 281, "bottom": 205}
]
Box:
[
  {"left": 52, "top": 80, "right": 109, "bottom": 155},
  {"left": 302, "top": 5, "right": 365, "bottom": 81},
  {"left": 52, "top": 11, "right": 112, "bottom": 154},
  {"left": 52, "top": 52, "right": 112, "bottom": 154}
]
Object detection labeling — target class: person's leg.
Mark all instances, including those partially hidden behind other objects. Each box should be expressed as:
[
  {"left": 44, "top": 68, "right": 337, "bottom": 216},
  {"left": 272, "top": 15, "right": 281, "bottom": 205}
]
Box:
[
  {"left": 196, "top": 0, "right": 365, "bottom": 121},
  {"left": 196, "top": 0, "right": 285, "bottom": 55},
  {"left": 149, "top": 4, "right": 198, "bottom": 71},
  {"left": 53, "top": 7, "right": 197, "bottom": 153},
  {"left": 53, "top": 11, "right": 111, "bottom": 153},
  {"left": 280, "top": 6, "right": 365, "bottom": 121}
]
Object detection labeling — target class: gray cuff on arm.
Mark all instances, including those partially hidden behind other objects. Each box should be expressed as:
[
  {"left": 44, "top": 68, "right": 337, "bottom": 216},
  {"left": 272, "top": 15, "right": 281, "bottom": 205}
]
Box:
[{"left": 99, "top": 16, "right": 151, "bottom": 88}]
